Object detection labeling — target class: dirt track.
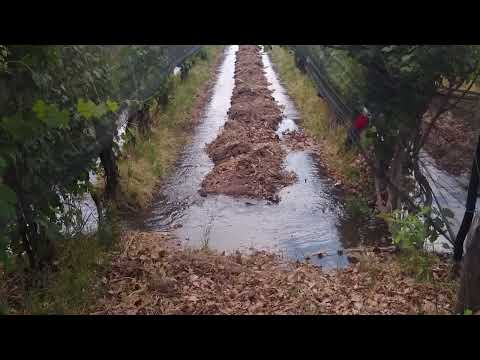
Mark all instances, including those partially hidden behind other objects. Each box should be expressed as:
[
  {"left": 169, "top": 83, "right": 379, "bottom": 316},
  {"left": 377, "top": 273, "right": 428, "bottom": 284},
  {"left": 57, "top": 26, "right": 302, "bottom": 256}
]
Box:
[{"left": 201, "top": 45, "right": 296, "bottom": 202}]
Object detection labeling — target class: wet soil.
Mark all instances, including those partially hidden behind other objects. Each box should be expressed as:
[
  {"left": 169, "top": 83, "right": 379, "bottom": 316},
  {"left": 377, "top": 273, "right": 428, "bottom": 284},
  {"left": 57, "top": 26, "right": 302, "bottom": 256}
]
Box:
[{"left": 201, "top": 45, "right": 297, "bottom": 202}]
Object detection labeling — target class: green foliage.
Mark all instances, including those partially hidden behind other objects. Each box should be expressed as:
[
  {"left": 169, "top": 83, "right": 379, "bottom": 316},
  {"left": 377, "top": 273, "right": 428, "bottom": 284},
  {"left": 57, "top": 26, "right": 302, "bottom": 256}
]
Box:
[
  {"left": 112, "top": 45, "right": 173, "bottom": 107},
  {"left": 1, "top": 205, "right": 120, "bottom": 315},
  {"left": 1, "top": 46, "right": 205, "bottom": 268},
  {"left": 380, "top": 207, "right": 443, "bottom": 282},
  {"left": 22, "top": 232, "right": 112, "bottom": 314},
  {"left": 397, "top": 248, "right": 439, "bottom": 282},
  {"left": 344, "top": 166, "right": 361, "bottom": 183},
  {"left": 360, "top": 126, "right": 376, "bottom": 149},
  {"left": 0, "top": 45, "right": 118, "bottom": 270},
  {"left": 198, "top": 48, "right": 209, "bottom": 61},
  {"left": 345, "top": 195, "right": 370, "bottom": 218},
  {"left": 0, "top": 44, "right": 211, "bottom": 313},
  {"left": 76, "top": 98, "right": 115, "bottom": 120},
  {"left": 340, "top": 45, "right": 480, "bottom": 183},
  {"left": 381, "top": 207, "right": 435, "bottom": 250},
  {"left": 293, "top": 45, "right": 480, "bottom": 214},
  {"left": 106, "top": 99, "right": 119, "bottom": 113},
  {"left": 33, "top": 100, "right": 70, "bottom": 128}
]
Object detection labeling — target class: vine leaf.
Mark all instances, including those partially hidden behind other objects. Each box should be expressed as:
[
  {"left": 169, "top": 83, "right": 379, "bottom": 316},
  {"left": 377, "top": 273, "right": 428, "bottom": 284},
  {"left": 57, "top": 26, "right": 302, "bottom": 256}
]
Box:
[
  {"left": 77, "top": 98, "right": 97, "bottom": 120},
  {"left": 106, "top": 99, "right": 119, "bottom": 113}
]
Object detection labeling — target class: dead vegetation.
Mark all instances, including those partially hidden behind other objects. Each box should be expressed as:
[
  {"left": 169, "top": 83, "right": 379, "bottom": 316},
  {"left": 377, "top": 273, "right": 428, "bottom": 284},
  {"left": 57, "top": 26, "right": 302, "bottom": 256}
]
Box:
[
  {"left": 93, "top": 231, "right": 456, "bottom": 315},
  {"left": 282, "top": 129, "right": 320, "bottom": 152}
]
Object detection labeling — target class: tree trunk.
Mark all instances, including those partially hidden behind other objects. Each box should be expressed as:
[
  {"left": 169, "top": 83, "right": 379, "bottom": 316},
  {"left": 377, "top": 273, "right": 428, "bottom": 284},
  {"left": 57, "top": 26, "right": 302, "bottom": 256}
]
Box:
[
  {"left": 8, "top": 165, "right": 38, "bottom": 269},
  {"left": 374, "top": 155, "right": 389, "bottom": 213},
  {"left": 139, "top": 108, "right": 152, "bottom": 137},
  {"left": 295, "top": 54, "right": 307, "bottom": 73},
  {"left": 91, "top": 190, "right": 103, "bottom": 226},
  {"left": 455, "top": 213, "right": 480, "bottom": 314},
  {"left": 94, "top": 118, "right": 120, "bottom": 201},
  {"left": 454, "top": 134, "right": 480, "bottom": 261},
  {"left": 386, "top": 142, "right": 406, "bottom": 211},
  {"left": 413, "top": 158, "right": 433, "bottom": 208},
  {"left": 99, "top": 147, "right": 119, "bottom": 201}
]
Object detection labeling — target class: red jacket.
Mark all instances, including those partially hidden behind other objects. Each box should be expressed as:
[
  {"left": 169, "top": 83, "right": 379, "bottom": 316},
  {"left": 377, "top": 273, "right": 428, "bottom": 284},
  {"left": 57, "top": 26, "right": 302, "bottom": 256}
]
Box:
[{"left": 354, "top": 114, "right": 369, "bottom": 131}]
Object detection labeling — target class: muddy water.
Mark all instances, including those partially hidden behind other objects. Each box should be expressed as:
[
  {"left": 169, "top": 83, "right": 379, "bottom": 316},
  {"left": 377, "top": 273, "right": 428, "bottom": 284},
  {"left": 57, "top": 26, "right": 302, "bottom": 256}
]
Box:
[{"left": 134, "top": 46, "right": 389, "bottom": 268}]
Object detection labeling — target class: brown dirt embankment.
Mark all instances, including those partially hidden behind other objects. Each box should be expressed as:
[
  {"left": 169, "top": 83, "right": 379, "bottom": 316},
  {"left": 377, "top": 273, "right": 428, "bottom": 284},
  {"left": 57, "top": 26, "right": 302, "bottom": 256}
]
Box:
[{"left": 201, "top": 45, "right": 296, "bottom": 202}]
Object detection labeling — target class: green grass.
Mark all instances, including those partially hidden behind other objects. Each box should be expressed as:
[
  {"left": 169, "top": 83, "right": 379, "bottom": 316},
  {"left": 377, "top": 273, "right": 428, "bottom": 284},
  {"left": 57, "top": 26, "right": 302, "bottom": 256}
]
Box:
[
  {"left": 118, "top": 46, "right": 223, "bottom": 209},
  {"left": 345, "top": 195, "right": 371, "bottom": 218},
  {"left": 24, "top": 237, "right": 106, "bottom": 314},
  {"left": 1, "top": 219, "right": 118, "bottom": 315},
  {"left": 396, "top": 249, "right": 442, "bottom": 282},
  {"left": 269, "top": 46, "right": 362, "bottom": 189}
]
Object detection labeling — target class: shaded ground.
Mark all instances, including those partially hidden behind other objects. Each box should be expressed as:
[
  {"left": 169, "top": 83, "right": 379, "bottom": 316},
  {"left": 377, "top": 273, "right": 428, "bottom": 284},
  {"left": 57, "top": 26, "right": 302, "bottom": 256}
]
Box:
[
  {"left": 93, "top": 231, "right": 456, "bottom": 315},
  {"left": 201, "top": 45, "right": 296, "bottom": 202}
]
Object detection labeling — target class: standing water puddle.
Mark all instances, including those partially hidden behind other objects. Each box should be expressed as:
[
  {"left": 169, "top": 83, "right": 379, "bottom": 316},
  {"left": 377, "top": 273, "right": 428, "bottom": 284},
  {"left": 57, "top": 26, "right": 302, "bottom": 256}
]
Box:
[{"left": 134, "top": 45, "right": 389, "bottom": 268}]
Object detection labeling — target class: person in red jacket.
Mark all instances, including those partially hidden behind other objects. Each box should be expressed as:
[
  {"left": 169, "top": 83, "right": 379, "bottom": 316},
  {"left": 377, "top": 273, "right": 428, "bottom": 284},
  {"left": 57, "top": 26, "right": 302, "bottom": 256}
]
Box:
[{"left": 346, "top": 108, "right": 370, "bottom": 150}]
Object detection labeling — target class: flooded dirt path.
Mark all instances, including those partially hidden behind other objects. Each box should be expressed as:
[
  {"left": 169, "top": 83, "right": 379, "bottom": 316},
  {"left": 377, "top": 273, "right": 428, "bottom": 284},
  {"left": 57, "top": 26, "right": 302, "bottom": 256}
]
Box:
[
  {"left": 134, "top": 46, "right": 386, "bottom": 268},
  {"left": 201, "top": 45, "right": 296, "bottom": 201}
]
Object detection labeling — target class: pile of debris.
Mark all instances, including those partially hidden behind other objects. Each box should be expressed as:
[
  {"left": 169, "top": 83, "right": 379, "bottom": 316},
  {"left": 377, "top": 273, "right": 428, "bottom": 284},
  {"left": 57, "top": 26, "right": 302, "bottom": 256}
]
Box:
[{"left": 282, "top": 129, "right": 319, "bottom": 151}]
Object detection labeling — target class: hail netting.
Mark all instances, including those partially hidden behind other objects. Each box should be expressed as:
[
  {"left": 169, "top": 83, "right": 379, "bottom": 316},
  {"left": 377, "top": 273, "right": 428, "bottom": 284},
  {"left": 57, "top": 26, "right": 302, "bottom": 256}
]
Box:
[
  {"left": 108, "top": 45, "right": 203, "bottom": 100},
  {"left": 108, "top": 45, "right": 203, "bottom": 126},
  {"left": 288, "top": 45, "right": 369, "bottom": 125},
  {"left": 64, "top": 45, "right": 205, "bottom": 184}
]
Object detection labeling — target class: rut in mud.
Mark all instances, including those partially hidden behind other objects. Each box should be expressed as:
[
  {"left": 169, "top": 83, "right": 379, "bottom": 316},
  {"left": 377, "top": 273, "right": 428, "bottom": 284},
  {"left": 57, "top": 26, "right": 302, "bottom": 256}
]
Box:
[{"left": 201, "top": 45, "right": 296, "bottom": 202}]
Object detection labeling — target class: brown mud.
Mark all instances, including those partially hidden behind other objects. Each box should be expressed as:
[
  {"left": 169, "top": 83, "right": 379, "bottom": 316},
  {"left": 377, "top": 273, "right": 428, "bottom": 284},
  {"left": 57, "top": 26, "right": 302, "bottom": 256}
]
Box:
[{"left": 201, "top": 45, "right": 296, "bottom": 202}]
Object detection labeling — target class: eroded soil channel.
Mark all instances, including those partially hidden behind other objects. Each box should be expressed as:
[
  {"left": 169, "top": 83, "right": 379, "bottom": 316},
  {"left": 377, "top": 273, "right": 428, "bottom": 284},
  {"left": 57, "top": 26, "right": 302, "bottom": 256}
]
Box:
[{"left": 135, "top": 45, "right": 385, "bottom": 268}]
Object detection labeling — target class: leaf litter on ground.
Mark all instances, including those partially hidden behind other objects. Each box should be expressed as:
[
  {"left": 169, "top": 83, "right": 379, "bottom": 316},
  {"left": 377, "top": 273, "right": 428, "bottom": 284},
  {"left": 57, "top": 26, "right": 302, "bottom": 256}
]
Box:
[{"left": 93, "top": 231, "right": 457, "bottom": 315}]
